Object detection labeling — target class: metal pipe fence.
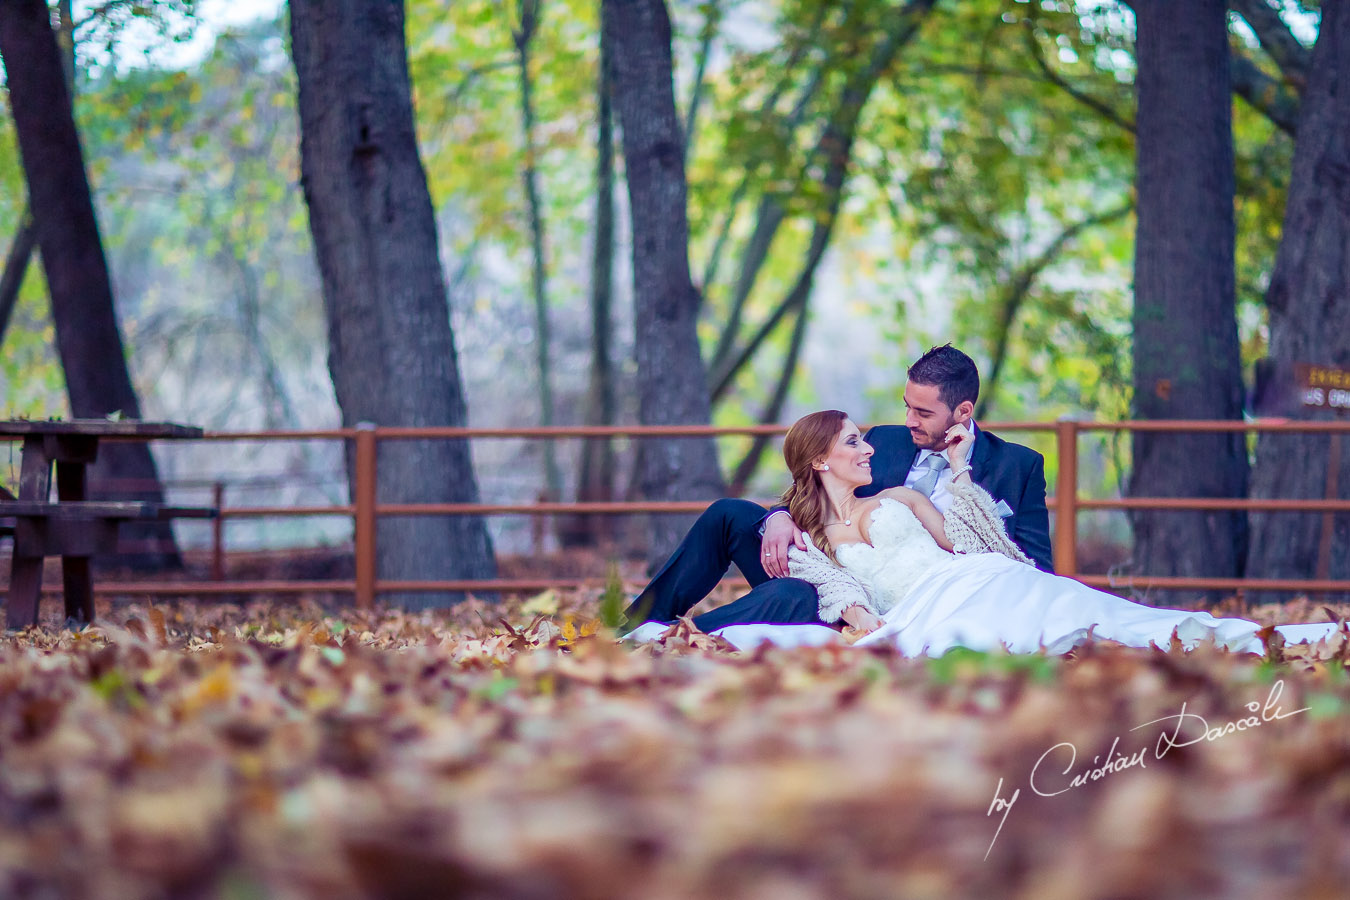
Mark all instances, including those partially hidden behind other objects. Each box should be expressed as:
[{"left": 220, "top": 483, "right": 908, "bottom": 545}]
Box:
[{"left": 6, "top": 419, "right": 1350, "bottom": 605}]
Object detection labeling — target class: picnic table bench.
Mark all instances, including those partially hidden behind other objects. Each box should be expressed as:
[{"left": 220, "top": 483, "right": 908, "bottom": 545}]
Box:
[{"left": 1, "top": 419, "right": 215, "bottom": 628}]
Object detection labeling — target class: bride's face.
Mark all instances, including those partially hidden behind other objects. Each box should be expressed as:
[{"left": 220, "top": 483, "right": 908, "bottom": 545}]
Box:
[{"left": 819, "top": 419, "right": 874, "bottom": 487}]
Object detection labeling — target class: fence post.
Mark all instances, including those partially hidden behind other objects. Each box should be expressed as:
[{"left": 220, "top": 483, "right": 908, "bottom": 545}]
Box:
[
  {"left": 211, "top": 481, "right": 225, "bottom": 581},
  {"left": 354, "top": 422, "right": 377, "bottom": 609},
  {"left": 1318, "top": 432, "right": 1341, "bottom": 586},
  {"left": 1055, "top": 419, "right": 1078, "bottom": 576}
]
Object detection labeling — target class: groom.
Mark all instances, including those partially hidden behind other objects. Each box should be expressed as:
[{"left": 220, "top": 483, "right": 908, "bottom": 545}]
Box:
[{"left": 622, "top": 344, "right": 1054, "bottom": 632}]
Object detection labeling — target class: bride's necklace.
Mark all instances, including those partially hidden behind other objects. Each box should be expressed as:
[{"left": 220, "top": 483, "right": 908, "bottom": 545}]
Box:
[{"left": 826, "top": 500, "right": 855, "bottom": 527}]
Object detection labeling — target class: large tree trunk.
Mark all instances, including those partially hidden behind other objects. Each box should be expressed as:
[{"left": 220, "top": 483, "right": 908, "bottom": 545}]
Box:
[
  {"left": 1128, "top": 0, "right": 1248, "bottom": 602},
  {"left": 0, "top": 0, "right": 179, "bottom": 571},
  {"left": 603, "top": 0, "right": 725, "bottom": 567},
  {"left": 289, "top": 0, "right": 496, "bottom": 607},
  {"left": 1247, "top": 0, "right": 1350, "bottom": 602}
]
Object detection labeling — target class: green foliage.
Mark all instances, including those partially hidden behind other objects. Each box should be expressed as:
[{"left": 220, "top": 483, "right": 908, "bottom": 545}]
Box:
[
  {"left": 73, "top": 0, "right": 202, "bottom": 72},
  {"left": 0, "top": 0, "right": 211, "bottom": 417},
  {"left": 74, "top": 17, "right": 327, "bottom": 429},
  {"left": 407, "top": 0, "right": 597, "bottom": 256},
  {"left": 863, "top": 1, "right": 1137, "bottom": 413},
  {"left": 925, "top": 644, "right": 1060, "bottom": 684},
  {"left": 0, "top": 0, "right": 1317, "bottom": 509},
  {"left": 597, "top": 561, "right": 627, "bottom": 629}
]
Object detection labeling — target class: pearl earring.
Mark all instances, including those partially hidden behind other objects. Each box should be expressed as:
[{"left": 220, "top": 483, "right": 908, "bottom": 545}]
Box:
[{"left": 822, "top": 464, "right": 830, "bottom": 471}]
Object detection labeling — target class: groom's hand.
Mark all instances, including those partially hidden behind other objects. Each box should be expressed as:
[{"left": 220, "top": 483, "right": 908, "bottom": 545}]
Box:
[
  {"left": 761, "top": 511, "right": 805, "bottom": 578},
  {"left": 944, "top": 422, "right": 973, "bottom": 466}
]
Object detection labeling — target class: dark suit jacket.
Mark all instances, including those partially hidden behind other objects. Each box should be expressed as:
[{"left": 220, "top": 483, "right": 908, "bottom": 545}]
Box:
[{"left": 858, "top": 424, "right": 1055, "bottom": 572}]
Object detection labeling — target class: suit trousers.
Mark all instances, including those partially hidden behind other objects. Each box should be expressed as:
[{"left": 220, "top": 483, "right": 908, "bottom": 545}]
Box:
[{"left": 623, "top": 498, "right": 823, "bottom": 632}]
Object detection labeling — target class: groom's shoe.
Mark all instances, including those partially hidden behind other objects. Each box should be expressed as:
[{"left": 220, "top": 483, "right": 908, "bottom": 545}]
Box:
[
  {"left": 620, "top": 620, "right": 680, "bottom": 643},
  {"left": 616, "top": 605, "right": 674, "bottom": 639}
]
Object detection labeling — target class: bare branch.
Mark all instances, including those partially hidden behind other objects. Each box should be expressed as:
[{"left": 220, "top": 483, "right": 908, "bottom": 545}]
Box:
[
  {"left": 0, "top": 210, "right": 37, "bottom": 346},
  {"left": 429, "top": 58, "right": 516, "bottom": 118},
  {"left": 683, "top": 0, "right": 723, "bottom": 158},
  {"left": 977, "top": 201, "right": 1134, "bottom": 418},
  {"left": 512, "top": 0, "right": 541, "bottom": 50},
  {"left": 1229, "top": 0, "right": 1311, "bottom": 87},
  {"left": 72, "top": 0, "right": 131, "bottom": 34},
  {"left": 698, "top": 2, "right": 833, "bottom": 297},
  {"left": 1230, "top": 49, "right": 1300, "bottom": 134},
  {"left": 1024, "top": 24, "right": 1136, "bottom": 134},
  {"left": 727, "top": 303, "right": 809, "bottom": 494},
  {"left": 710, "top": 90, "right": 864, "bottom": 402},
  {"left": 709, "top": 0, "right": 938, "bottom": 386}
]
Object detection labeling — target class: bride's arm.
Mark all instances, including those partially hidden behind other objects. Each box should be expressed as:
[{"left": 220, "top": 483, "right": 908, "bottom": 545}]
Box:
[
  {"left": 874, "top": 486, "right": 956, "bottom": 552},
  {"left": 787, "top": 540, "right": 881, "bottom": 625},
  {"left": 840, "top": 604, "right": 883, "bottom": 632},
  {"left": 942, "top": 481, "right": 1034, "bottom": 565}
]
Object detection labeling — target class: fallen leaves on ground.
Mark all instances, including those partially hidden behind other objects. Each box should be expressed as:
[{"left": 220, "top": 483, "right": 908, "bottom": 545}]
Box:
[{"left": 2, "top": 595, "right": 1350, "bottom": 899}]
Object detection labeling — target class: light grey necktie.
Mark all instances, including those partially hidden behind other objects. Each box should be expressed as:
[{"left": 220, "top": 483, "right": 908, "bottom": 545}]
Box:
[{"left": 911, "top": 454, "right": 949, "bottom": 497}]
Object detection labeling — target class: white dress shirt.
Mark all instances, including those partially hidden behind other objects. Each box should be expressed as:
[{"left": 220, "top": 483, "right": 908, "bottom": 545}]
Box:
[{"left": 902, "top": 421, "right": 978, "bottom": 513}]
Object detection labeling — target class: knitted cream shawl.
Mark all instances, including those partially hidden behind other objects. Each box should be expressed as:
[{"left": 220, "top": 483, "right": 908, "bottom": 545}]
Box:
[{"left": 787, "top": 480, "right": 1034, "bottom": 624}]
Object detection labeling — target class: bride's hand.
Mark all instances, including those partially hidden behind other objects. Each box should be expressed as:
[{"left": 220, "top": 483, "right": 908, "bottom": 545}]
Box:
[
  {"left": 944, "top": 422, "right": 973, "bottom": 467},
  {"left": 841, "top": 604, "right": 883, "bottom": 634}
]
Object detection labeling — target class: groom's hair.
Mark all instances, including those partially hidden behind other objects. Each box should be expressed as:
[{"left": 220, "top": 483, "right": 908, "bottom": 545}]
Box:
[{"left": 908, "top": 344, "right": 979, "bottom": 410}]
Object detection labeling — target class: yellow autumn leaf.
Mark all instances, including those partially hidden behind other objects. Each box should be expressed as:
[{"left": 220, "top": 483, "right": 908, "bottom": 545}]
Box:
[
  {"left": 183, "top": 665, "right": 234, "bottom": 714},
  {"left": 521, "top": 590, "right": 559, "bottom": 616}
]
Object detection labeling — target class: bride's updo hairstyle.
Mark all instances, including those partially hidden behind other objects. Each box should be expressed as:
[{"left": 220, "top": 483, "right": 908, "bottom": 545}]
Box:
[{"left": 780, "top": 409, "right": 848, "bottom": 562}]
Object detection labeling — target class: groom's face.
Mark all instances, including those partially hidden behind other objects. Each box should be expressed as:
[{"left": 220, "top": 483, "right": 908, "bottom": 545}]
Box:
[{"left": 903, "top": 381, "right": 970, "bottom": 450}]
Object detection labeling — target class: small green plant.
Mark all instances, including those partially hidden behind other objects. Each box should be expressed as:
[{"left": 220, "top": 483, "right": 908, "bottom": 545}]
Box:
[
  {"left": 926, "top": 646, "right": 1059, "bottom": 685},
  {"left": 598, "top": 562, "right": 627, "bottom": 629}
]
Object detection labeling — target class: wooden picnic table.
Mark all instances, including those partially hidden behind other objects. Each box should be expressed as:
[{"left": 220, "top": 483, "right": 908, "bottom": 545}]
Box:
[{"left": 0, "top": 419, "right": 211, "bottom": 629}]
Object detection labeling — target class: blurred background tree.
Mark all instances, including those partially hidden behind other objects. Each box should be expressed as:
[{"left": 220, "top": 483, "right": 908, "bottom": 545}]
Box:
[
  {"left": 0, "top": 0, "right": 1337, "bottom": 597},
  {"left": 0, "top": 0, "right": 190, "bottom": 571}
]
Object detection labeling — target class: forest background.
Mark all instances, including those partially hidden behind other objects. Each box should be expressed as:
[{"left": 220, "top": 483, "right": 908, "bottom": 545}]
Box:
[{"left": 0, "top": 0, "right": 1342, "bottom": 602}]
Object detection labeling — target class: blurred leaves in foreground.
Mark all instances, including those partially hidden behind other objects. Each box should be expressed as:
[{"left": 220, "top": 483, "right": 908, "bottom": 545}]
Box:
[{"left": 1, "top": 593, "right": 1350, "bottom": 897}]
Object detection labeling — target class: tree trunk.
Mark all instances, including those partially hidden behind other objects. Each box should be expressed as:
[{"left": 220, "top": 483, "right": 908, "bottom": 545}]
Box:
[
  {"left": 1247, "top": 0, "right": 1350, "bottom": 602},
  {"left": 1128, "top": 0, "right": 1248, "bottom": 602},
  {"left": 289, "top": 0, "right": 496, "bottom": 606},
  {"left": 513, "top": 0, "right": 562, "bottom": 503},
  {"left": 603, "top": 0, "right": 725, "bottom": 567},
  {"left": 0, "top": 211, "right": 37, "bottom": 344},
  {"left": 0, "top": 0, "right": 179, "bottom": 571},
  {"left": 562, "top": 13, "right": 618, "bottom": 548}
]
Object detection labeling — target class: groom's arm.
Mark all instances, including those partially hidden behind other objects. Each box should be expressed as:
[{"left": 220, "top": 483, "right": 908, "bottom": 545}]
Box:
[
  {"left": 761, "top": 505, "right": 806, "bottom": 578},
  {"left": 1010, "top": 455, "right": 1054, "bottom": 573}
]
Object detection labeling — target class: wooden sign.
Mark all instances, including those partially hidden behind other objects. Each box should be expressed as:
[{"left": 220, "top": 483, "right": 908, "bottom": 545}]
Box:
[
  {"left": 1297, "top": 363, "right": 1350, "bottom": 412},
  {"left": 1251, "top": 359, "right": 1350, "bottom": 417}
]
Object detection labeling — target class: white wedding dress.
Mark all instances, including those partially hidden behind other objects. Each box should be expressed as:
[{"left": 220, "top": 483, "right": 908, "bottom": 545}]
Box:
[{"left": 626, "top": 497, "right": 1339, "bottom": 655}]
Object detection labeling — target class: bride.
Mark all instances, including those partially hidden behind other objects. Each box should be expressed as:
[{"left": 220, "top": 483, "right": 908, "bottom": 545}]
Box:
[{"left": 627, "top": 410, "right": 1339, "bottom": 655}]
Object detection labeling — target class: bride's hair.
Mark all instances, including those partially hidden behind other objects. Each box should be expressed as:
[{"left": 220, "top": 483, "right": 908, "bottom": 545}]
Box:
[{"left": 780, "top": 409, "right": 848, "bottom": 563}]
